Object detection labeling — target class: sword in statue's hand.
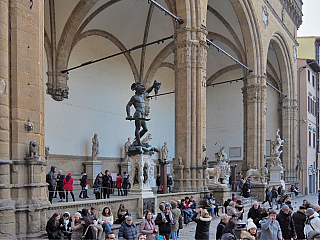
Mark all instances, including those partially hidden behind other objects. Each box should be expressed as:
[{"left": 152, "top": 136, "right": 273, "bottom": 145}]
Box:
[{"left": 126, "top": 116, "right": 151, "bottom": 121}]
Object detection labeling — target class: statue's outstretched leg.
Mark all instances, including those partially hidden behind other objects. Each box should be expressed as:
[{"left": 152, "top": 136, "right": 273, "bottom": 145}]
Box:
[
  {"left": 139, "top": 120, "right": 148, "bottom": 139},
  {"left": 135, "top": 120, "right": 142, "bottom": 145}
]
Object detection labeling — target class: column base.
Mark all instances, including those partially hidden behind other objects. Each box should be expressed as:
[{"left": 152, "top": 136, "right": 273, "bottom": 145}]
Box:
[{"left": 207, "top": 183, "right": 230, "bottom": 205}]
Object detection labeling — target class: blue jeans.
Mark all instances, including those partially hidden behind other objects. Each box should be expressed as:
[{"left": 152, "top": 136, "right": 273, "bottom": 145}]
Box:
[
  {"left": 172, "top": 231, "right": 178, "bottom": 240},
  {"left": 205, "top": 207, "right": 215, "bottom": 216},
  {"left": 102, "top": 223, "right": 111, "bottom": 233},
  {"left": 271, "top": 198, "right": 278, "bottom": 209},
  {"left": 183, "top": 209, "right": 193, "bottom": 222}
]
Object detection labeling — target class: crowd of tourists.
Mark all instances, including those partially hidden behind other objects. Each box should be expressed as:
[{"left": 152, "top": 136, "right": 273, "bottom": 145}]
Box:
[
  {"left": 46, "top": 166, "right": 173, "bottom": 204},
  {"left": 46, "top": 166, "right": 133, "bottom": 204}
]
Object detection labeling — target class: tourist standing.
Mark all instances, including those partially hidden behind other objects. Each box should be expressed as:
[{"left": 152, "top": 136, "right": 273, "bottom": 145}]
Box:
[
  {"left": 271, "top": 186, "right": 279, "bottom": 209},
  {"left": 262, "top": 187, "right": 272, "bottom": 208},
  {"left": 155, "top": 204, "right": 175, "bottom": 240},
  {"left": 63, "top": 173, "right": 75, "bottom": 202},
  {"left": 167, "top": 174, "right": 173, "bottom": 193},
  {"left": 171, "top": 200, "right": 181, "bottom": 240},
  {"left": 305, "top": 208, "right": 320, "bottom": 237},
  {"left": 259, "top": 210, "right": 283, "bottom": 240},
  {"left": 46, "top": 166, "right": 57, "bottom": 204},
  {"left": 216, "top": 214, "right": 230, "bottom": 240},
  {"left": 247, "top": 202, "right": 262, "bottom": 229},
  {"left": 156, "top": 174, "right": 161, "bottom": 193},
  {"left": 103, "top": 170, "right": 113, "bottom": 199},
  {"left": 192, "top": 208, "right": 212, "bottom": 240},
  {"left": 292, "top": 206, "right": 307, "bottom": 240},
  {"left": 122, "top": 172, "right": 130, "bottom": 196},
  {"left": 276, "top": 205, "right": 296, "bottom": 240},
  {"left": 56, "top": 170, "right": 65, "bottom": 202},
  {"left": 93, "top": 172, "right": 103, "bottom": 199},
  {"left": 139, "top": 211, "right": 157, "bottom": 240},
  {"left": 79, "top": 172, "right": 88, "bottom": 199},
  {"left": 116, "top": 173, "right": 123, "bottom": 196}
]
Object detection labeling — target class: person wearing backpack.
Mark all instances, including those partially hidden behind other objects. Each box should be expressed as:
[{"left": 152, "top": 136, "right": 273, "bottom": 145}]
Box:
[
  {"left": 46, "top": 166, "right": 57, "bottom": 204},
  {"left": 139, "top": 211, "right": 157, "bottom": 240},
  {"left": 122, "top": 172, "right": 130, "bottom": 196}
]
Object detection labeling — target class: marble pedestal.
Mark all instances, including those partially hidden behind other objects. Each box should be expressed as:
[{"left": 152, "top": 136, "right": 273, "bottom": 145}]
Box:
[
  {"left": 269, "top": 166, "right": 285, "bottom": 188},
  {"left": 251, "top": 182, "right": 268, "bottom": 201},
  {"left": 128, "top": 154, "right": 156, "bottom": 218},
  {"left": 83, "top": 161, "right": 102, "bottom": 187},
  {"left": 207, "top": 183, "right": 230, "bottom": 205}
]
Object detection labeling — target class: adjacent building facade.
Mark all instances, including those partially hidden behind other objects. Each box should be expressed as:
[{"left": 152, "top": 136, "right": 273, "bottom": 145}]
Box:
[{"left": 297, "top": 37, "right": 320, "bottom": 194}]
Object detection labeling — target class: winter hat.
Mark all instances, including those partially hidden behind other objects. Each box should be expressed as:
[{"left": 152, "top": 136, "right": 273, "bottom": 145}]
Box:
[
  {"left": 247, "top": 218, "right": 257, "bottom": 230},
  {"left": 282, "top": 205, "right": 289, "bottom": 211},
  {"left": 74, "top": 212, "right": 81, "bottom": 218},
  {"left": 220, "top": 214, "right": 230, "bottom": 220},
  {"left": 58, "top": 170, "right": 62, "bottom": 173},
  {"left": 67, "top": 172, "right": 72, "bottom": 176},
  {"left": 299, "top": 206, "right": 306, "bottom": 210},
  {"left": 307, "top": 208, "right": 315, "bottom": 215}
]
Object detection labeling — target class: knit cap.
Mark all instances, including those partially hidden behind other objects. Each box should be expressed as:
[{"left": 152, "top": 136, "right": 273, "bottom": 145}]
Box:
[
  {"left": 281, "top": 205, "right": 289, "bottom": 211},
  {"left": 307, "top": 208, "right": 314, "bottom": 215},
  {"left": 247, "top": 218, "right": 257, "bottom": 230}
]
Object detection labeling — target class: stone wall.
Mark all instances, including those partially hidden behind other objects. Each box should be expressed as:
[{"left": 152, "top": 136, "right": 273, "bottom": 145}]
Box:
[{"left": 47, "top": 154, "right": 122, "bottom": 176}]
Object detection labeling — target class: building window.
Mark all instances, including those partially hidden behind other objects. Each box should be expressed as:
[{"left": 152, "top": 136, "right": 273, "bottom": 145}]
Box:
[
  {"left": 313, "top": 132, "right": 316, "bottom": 148},
  {"left": 308, "top": 70, "right": 310, "bottom": 82},
  {"left": 308, "top": 97, "right": 310, "bottom": 112},
  {"left": 309, "top": 131, "right": 312, "bottom": 147},
  {"left": 312, "top": 75, "right": 315, "bottom": 87}
]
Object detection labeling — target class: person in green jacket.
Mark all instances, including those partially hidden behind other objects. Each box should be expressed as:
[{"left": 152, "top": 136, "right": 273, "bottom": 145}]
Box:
[{"left": 171, "top": 200, "right": 181, "bottom": 240}]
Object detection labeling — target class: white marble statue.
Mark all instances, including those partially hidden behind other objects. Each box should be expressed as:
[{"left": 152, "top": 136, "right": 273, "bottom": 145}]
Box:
[
  {"left": 124, "top": 137, "right": 131, "bottom": 161},
  {"left": 91, "top": 134, "right": 100, "bottom": 161},
  {"left": 271, "top": 129, "right": 284, "bottom": 158},
  {"left": 246, "top": 166, "right": 269, "bottom": 183},
  {"left": 207, "top": 167, "right": 221, "bottom": 184},
  {"left": 215, "top": 142, "right": 228, "bottom": 162},
  {"left": 141, "top": 133, "right": 152, "bottom": 144},
  {"left": 271, "top": 129, "right": 284, "bottom": 167},
  {"left": 160, "top": 142, "right": 169, "bottom": 162}
]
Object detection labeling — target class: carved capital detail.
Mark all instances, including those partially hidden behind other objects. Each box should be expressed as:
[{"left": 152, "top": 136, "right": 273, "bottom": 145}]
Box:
[{"left": 46, "top": 72, "right": 69, "bottom": 101}]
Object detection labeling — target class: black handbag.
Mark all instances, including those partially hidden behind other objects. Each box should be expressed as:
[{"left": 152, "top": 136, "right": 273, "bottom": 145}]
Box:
[{"left": 178, "top": 216, "right": 183, "bottom": 229}]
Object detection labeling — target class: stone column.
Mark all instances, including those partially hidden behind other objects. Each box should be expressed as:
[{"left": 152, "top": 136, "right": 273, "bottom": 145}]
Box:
[
  {"left": 281, "top": 98, "right": 298, "bottom": 184},
  {"left": 0, "top": 0, "right": 16, "bottom": 238},
  {"left": 242, "top": 74, "right": 267, "bottom": 171},
  {"left": 174, "top": 27, "right": 208, "bottom": 192},
  {"left": 9, "top": 0, "right": 49, "bottom": 238}
]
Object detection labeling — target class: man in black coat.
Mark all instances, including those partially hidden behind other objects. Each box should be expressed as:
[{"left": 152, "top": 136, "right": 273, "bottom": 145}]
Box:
[
  {"left": 276, "top": 205, "right": 297, "bottom": 240},
  {"left": 46, "top": 166, "right": 57, "bottom": 204},
  {"left": 292, "top": 206, "right": 307, "bottom": 240},
  {"left": 247, "top": 202, "right": 262, "bottom": 228},
  {"left": 56, "top": 170, "right": 65, "bottom": 202},
  {"left": 216, "top": 214, "right": 229, "bottom": 240},
  {"left": 102, "top": 170, "right": 113, "bottom": 199},
  {"left": 156, "top": 174, "right": 161, "bottom": 193},
  {"left": 271, "top": 186, "right": 279, "bottom": 209}
]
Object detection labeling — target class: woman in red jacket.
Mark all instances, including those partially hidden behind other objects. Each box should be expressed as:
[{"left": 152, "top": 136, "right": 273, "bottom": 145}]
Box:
[
  {"left": 63, "top": 173, "right": 75, "bottom": 202},
  {"left": 116, "top": 173, "right": 123, "bottom": 196}
]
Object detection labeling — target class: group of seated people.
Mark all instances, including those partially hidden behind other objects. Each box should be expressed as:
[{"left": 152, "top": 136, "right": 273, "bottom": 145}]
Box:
[{"left": 46, "top": 204, "right": 130, "bottom": 240}]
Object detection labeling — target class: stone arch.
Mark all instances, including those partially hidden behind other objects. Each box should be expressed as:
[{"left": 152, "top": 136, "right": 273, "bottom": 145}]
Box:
[
  {"left": 207, "top": 64, "right": 243, "bottom": 84},
  {"left": 143, "top": 41, "right": 175, "bottom": 87},
  {"left": 160, "top": 62, "right": 174, "bottom": 70},
  {"left": 72, "top": 29, "right": 140, "bottom": 82},
  {"left": 265, "top": 32, "right": 296, "bottom": 180}
]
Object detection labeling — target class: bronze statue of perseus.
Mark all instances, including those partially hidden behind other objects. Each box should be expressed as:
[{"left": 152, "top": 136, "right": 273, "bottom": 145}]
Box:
[{"left": 126, "top": 80, "right": 161, "bottom": 146}]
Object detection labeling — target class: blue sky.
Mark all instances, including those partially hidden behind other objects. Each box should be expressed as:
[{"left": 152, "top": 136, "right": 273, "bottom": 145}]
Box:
[{"left": 298, "top": 0, "right": 320, "bottom": 37}]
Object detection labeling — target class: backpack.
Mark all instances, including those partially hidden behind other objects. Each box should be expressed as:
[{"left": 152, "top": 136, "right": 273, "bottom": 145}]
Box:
[
  {"left": 124, "top": 176, "right": 130, "bottom": 184},
  {"left": 156, "top": 236, "right": 166, "bottom": 240},
  {"left": 46, "top": 173, "right": 51, "bottom": 184}
]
